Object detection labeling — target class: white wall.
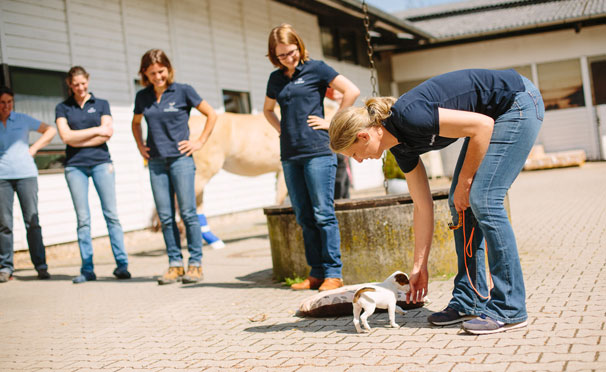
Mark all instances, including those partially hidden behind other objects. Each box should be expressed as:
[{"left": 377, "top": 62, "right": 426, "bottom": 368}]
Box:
[{"left": 1, "top": 0, "right": 377, "bottom": 250}]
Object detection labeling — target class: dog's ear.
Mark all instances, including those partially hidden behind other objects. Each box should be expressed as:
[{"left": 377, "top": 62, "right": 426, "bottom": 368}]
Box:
[{"left": 395, "top": 273, "right": 409, "bottom": 285}]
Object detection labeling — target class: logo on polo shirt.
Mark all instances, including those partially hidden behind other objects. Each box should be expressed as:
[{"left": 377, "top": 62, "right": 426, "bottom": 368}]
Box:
[
  {"left": 87, "top": 107, "right": 96, "bottom": 114},
  {"left": 164, "top": 102, "right": 179, "bottom": 112},
  {"left": 294, "top": 77, "right": 305, "bottom": 85}
]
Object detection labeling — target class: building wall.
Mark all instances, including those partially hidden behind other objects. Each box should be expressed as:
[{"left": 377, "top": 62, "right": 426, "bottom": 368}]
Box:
[
  {"left": 391, "top": 25, "right": 606, "bottom": 172},
  {"left": 1, "top": 0, "right": 378, "bottom": 250}
]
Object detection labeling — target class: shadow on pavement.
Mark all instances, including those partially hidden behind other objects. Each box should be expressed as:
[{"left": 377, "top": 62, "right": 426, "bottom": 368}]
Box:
[
  {"left": 12, "top": 273, "right": 158, "bottom": 283},
  {"left": 244, "top": 308, "right": 439, "bottom": 334},
  {"left": 179, "top": 268, "right": 289, "bottom": 290}
]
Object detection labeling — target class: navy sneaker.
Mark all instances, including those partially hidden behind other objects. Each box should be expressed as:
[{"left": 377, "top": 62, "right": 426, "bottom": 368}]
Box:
[
  {"left": 113, "top": 266, "right": 131, "bottom": 280},
  {"left": 462, "top": 315, "right": 528, "bottom": 335},
  {"left": 72, "top": 272, "right": 96, "bottom": 284},
  {"left": 427, "top": 306, "right": 476, "bottom": 326},
  {"left": 37, "top": 269, "right": 51, "bottom": 280}
]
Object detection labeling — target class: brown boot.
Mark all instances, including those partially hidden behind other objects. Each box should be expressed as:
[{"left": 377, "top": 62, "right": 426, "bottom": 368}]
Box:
[
  {"left": 318, "top": 278, "right": 344, "bottom": 292},
  {"left": 158, "top": 266, "right": 184, "bottom": 285},
  {"left": 291, "top": 276, "right": 323, "bottom": 290},
  {"left": 182, "top": 266, "right": 203, "bottom": 284}
]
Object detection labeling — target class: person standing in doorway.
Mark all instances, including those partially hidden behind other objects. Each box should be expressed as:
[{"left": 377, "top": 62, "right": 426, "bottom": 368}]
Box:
[
  {"left": 132, "top": 49, "right": 217, "bottom": 285},
  {"left": 0, "top": 87, "right": 56, "bottom": 283},
  {"left": 56, "top": 66, "right": 131, "bottom": 284},
  {"left": 263, "top": 24, "right": 360, "bottom": 291}
]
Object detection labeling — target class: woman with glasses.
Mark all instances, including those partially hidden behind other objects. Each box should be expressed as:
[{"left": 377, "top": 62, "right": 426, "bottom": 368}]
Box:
[
  {"left": 263, "top": 24, "right": 360, "bottom": 292},
  {"left": 132, "top": 49, "right": 217, "bottom": 285}
]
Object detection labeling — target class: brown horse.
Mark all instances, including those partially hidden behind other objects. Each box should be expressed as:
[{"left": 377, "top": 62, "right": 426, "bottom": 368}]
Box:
[{"left": 151, "top": 112, "right": 286, "bottom": 236}]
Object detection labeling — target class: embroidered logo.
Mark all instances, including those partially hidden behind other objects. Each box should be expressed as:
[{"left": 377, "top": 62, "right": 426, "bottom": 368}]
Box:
[
  {"left": 429, "top": 134, "right": 436, "bottom": 146},
  {"left": 87, "top": 107, "right": 96, "bottom": 114},
  {"left": 164, "top": 102, "right": 179, "bottom": 112},
  {"left": 293, "top": 77, "right": 305, "bottom": 85}
]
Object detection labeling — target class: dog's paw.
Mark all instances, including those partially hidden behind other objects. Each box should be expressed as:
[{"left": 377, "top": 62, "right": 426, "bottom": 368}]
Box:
[{"left": 389, "top": 323, "right": 400, "bottom": 329}]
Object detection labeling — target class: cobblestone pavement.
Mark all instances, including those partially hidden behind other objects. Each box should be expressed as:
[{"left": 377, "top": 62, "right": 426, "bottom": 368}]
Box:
[{"left": 1, "top": 163, "right": 605, "bottom": 372}]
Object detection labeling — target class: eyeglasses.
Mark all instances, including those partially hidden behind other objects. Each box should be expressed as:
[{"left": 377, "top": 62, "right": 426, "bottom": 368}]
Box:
[{"left": 276, "top": 48, "right": 299, "bottom": 60}]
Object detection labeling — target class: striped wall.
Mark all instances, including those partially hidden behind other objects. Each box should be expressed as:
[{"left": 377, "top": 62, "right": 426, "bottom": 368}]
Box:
[{"left": 1, "top": 0, "right": 379, "bottom": 250}]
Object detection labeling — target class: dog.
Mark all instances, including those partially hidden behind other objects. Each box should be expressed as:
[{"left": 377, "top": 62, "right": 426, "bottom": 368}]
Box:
[{"left": 352, "top": 271, "right": 410, "bottom": 333}]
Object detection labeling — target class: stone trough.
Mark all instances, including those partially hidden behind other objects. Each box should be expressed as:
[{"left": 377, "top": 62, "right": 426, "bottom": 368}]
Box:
[{"left": 264, "top": 188, "right": 461, "bottom": 284}]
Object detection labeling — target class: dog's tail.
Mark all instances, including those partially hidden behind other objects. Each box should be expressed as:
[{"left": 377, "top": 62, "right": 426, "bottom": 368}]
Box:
[{"left": 353, "top": 287, "right": 376, "bottom": 303}]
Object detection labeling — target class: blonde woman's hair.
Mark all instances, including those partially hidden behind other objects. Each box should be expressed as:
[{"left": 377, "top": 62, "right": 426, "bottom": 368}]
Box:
[
  {"left": 138, "top": 49, "right": 174, "bottom": 87},
  {"left": 329, "top": 96, "right": 396, "bottom": 153},
  {"left": 267, "top": 23, "right": 310, "bottom": 70}
]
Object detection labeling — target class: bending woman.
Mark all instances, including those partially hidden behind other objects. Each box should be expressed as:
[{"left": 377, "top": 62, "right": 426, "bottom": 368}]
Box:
[
  {"left": 329, "top": 69, "right": 544, "bottom": 334},
  {"left": 56, "top": 66, "right": 130, "bottom": 284},
  {"left": 263, "top": 24, "right": 360, "bottom": 291},
  {"left": 132, "top": 49, "right": 217, "bottom": 285}
]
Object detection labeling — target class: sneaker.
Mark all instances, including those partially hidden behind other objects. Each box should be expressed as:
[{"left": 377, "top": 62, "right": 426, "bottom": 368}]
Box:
[
  {"left": 37, "top": 269, "right": 51, "bottom": 280},
  {"left": 0, "top": 271, "right": 11, "bottom": 283},
  {"left": 427, "top": 306, "right": 476, "bottom": 326},
  {"left": 72, "top": 272, "right": 97, "bottom": 284},
  {"left": 318, "top": 278, "right": 344, "bottom": 292},
  {"left": 113, "top": 266, "right": 131, "bottom": 280},
  {"left": 182, "top": 266, "right": 203, "bottom": 284},
  {"left": 462, "top": 315, "right": 528, "bottom": 335},
  {"left": 291, "top": 276, "right": 323, "bottom": 290},
  {"left": 158, "top": 266, "right": 184, "bottom": 285}
]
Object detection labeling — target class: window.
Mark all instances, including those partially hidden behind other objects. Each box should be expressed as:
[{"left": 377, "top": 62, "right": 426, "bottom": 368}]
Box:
[
  {"left": 4, "top": 66, "right": 68, "bottom": 173},
  {"left": 222, "top": 90, "right": 250, "bottom": 114},
  {"left": 589, "top": 57, "right": 606, "bottom": 105},
  {"left": 320, "top": 25, "right": 362, "bottom": 66},
  {"left": 537, "top": 59, "right": 585, "bottom": 110}
]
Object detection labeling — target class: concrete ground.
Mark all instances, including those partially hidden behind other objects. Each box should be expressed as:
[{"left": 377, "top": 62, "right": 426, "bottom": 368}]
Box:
[{"left": 1, "top": 162, "right": 605, "bottom": 372}]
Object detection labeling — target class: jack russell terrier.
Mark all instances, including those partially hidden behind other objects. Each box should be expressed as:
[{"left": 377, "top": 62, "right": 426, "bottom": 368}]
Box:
[{"left": 352, "top": 271, "right": 410, "bottom": 333}]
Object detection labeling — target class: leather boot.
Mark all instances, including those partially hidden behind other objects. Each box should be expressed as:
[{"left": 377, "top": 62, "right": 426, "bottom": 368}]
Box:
[
  {"left": 291, "top": 276, "right": 323, "bottom": 290},
  {"left": 318, "top": 278, "right": 344, "bottom": 292}
]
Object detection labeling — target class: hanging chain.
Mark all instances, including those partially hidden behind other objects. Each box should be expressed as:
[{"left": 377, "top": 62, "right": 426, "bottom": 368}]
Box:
[
  {"left": 361, "top": 1, "right": 388, "bottom": 193},
  {"left": 362, "top": 0, "right": 378, "bottom": 97}
]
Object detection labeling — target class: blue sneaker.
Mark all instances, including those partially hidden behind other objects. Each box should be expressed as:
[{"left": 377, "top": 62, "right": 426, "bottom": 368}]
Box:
[
  {"left": 113, "top": 266, "right": 131, "bottom": 280},
  {"left": 427, "top": 306, "right": 476, "bottom": 326},
  {"left": 462, "top": 315, "right": 528, "bottom": 335},
  {"left": 72, "top": 272, "right": 96, "bottom": 284}
]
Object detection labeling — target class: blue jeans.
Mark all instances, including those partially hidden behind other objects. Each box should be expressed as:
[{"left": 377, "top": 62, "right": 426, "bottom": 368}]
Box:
[
  {"left": 65, "top": 163, "right": 128, "bottom": 275},
  {"left": 282, "top": 154, "right": 342, "bottom": 279},
  {"left": 448, "top": 76, "right": 544, "bottom": 324},
  {"left": 0, "top": 177, "right": 47, "bottom": 273},
  {"left": 148, "top": 156, "right": 202, "bottom": 267}
]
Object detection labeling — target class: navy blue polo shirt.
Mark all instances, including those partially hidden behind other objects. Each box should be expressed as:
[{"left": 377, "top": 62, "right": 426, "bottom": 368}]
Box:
[
  {"left": 55, "top": 94, "right": 112, "bottom": 167},
  {"left": 384, "top": 69, "right": 524, "bottom": 172},
  {"left": 134, "top": 83, "right": 202, "bottom": 158},
  {"left": 266, "top": 59, "right": 339, "bottom": 160}
]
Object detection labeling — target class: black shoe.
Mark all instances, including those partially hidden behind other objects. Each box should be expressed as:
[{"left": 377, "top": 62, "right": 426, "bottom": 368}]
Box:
[
  {"left": 427, "top": 306, "right": 476, "bottom": 326},
  {"left": 113, "top": 266, "right": 131, "bottom": 280},
  {"left": 37, "top": 269, "right": 51, "bottom": 280}
]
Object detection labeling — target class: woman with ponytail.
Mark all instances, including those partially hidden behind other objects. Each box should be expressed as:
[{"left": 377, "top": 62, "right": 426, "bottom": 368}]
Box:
[
  {"left": 56, "top": 66, "right": 130, "bottom": 284},
  {"left": 329, "top": 69, "right": 544, "bottom": 335}
]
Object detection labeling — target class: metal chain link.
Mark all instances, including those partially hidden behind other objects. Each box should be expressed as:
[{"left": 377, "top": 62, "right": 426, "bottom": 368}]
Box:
[
  {"left": 362, "top": 1, "right": 378, "bottom": 97},
  {"left": 361, "top": 1, "right": 387, "bottom": 192}
]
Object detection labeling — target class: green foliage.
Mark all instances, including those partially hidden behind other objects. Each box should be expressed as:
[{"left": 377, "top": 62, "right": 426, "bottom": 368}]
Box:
[
  {"left": 383, "top": 151, "right": 406, "bottom": 179},
  {"left": 283, "top": 274, "right": 305, "bottom": 287}
]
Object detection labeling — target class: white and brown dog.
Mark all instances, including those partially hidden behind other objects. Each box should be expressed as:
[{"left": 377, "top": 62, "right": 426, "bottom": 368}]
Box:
[{"left": 352, "top": 271, "right": 410, "bottom": 333}]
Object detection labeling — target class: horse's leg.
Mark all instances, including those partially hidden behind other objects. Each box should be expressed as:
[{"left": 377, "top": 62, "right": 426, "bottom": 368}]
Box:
[
  {"left": 275, "top": 167, "right": 288, "bottom": 205},
  {"left": 194, "top": 150, "right": 226, "bottom": 250}
]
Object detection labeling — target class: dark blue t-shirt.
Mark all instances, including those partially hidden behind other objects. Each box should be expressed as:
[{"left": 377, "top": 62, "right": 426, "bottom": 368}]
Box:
[
  {"left": 55, "top": 94, "right": 112, "bottom": 167},
  {"left": 266, "top": 59, "right": 339, "bottom": 160},
  {"left": 384, "top": 69, "right": 525, "bottom": 172},
  {"left": 134, "top": 82, "right": 202, "bottom": 158}
]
